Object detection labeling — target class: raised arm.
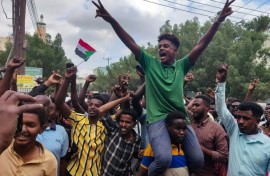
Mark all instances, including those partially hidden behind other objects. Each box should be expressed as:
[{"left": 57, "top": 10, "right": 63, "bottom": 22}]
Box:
[
  {"left": 184, "top": 72, "right": 194, "bottom": 88},
  {"left": 132, "top": 82, "right": 145, "bottom": 117},
  {"left": 55, "top": 67, "right": 77, "bottom": 118},
  {"left": 215, "top": 64, "right": 236, "bottom": 135},
  {"left": 92, "top": 0, "right": 140, "bottom": 59},
  {"left": 78, "top": 74, "right": 96, "bottom": 111},
  {"left": 98, "top": 92, "right": 132, "bottom": 116},
  {"left": 0, "top": 57, "right": 25, "bottom": 96},
  {"left": 70, "top": 72, "right": 86, "bottom": 114},
  {"left": 244, "top": 79, "right": 259, "bottom": 101},
  {"left": 29, "top": 71, "right": 62, "bottom": 97},
  {"left": 189, "top": 0, "right": 234, "bottom": 65},
  {"left": 109, "top": 72, "right": 130, "bottom": 106}
]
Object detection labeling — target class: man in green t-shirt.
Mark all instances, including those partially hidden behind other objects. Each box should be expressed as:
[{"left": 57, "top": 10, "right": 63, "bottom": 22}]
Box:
[{"left": 93, "top": 0, "right": 234, "bottom": 175}]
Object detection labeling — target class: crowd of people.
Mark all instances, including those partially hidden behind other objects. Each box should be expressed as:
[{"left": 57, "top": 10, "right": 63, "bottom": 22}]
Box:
[{"left": 1, "top": 0, "right": 270, "bottom": 175}]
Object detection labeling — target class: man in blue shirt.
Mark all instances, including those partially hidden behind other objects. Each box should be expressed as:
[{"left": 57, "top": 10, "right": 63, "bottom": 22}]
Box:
[
  {"left": 37, "top": 101, "right": 69, "bottom": 175},
  {"left": 215, "top": 64, "right": 270, "bottom": 175}
]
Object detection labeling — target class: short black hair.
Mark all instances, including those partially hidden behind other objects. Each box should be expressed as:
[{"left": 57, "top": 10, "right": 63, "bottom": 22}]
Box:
[
  {"left": 158, "top": 33, "right": 180, "bottom": 49},
  {"left": 165, "top": 111, "right": 186, "bottom": 126},
  {"left": 195, "top": 94, "right": 211, "bottom": 108},
  {"left": 26, "top": 107, "right": 48, "bottom": 126},
  {"left": 119, "top": 108, "right": 138, "bottom": 122},
  {"left": 232, "top": 99, "right": 242, "bottom": 104},
  {"left": 238, "top": 101, "right": 264, "bottom": 119},
  {"left": 91, "top": 93, "right": 107, "bottom": 105}
]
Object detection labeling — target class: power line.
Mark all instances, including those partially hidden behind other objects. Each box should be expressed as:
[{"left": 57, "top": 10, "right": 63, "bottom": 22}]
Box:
[
  {"left": 27, "top": 0, "right": 36, "bottom": 30},
  {"left": 240, "top": 0, "right": 270, "bottom": 19},
  {"left": 26, "top": 0, "right": 39, "bottom": 27},
  {"left": 160, "top": 0, "right": 254, "bottom": 21},
  {"left": 142, "top": 0, "right": 212, "bottom": 18},
  {"left": 29, "top": 0, "right": 38, "bottom": 25},
  {"left": 185, "top": 0, "right": 257, "bottom": 17},
  {"left": 233, "top": 0, "right": 253, "bottom": 13},
  {"left": 209, "top": 0, "right": 270, "bottom": 15},
  {"left": 141, "top": 0, "right": 248, "bottom": 22},
  {"left": 1, "top": 0, "right": 12, "bottom": 19},
  {"left": 163, "top": 0, "right": 217, "bottom": 14},
  {"left": 103, "top": 57, "right": 112, "bottom": 67},
  {"left": 255, "top": 0, "right": 270, "bottom": 9}
]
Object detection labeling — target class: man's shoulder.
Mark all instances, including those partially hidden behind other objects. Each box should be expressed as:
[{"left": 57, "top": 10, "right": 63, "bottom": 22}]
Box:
[
  {"left": 259, "top": 132, "right": 270, "bottom": 145},
  {"left": 70, "top": 110, "right": 87, "bottom": 118},
  {"left": 208, "top": 119, "right": 224, "bottom": 128},
  {"left": 68, "top": 110, "right": 88, "bottom": 122},
  {"left": 43, "top": 148, "right": 57, "bottom": 161},
  {"left": 175, "top": 55, "right": 190, "bottom": 63},
  {"left": 139, "top": 48, "right": 156, "bottom": 61},
  {"left": 55, "top": 124, "right": 68, "bottom": 133},
  {"left": 202, "top": 120, "right": 227, "bottom": 136},
  {"left": 37, "top": 142, "right": 57, "bottom": 163}
]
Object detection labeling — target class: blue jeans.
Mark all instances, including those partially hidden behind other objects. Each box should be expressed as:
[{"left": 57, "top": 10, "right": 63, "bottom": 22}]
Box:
[
  {"left": 182, "top": 124, "right": 204, "bottom": 172},
  {"left": 147, "top": 120, "right": 203, "bottom": 175}
]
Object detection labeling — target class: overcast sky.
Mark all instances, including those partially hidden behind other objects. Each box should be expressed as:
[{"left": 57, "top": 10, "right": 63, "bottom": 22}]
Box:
[{"left": 1, "top": 0, "right": 270, "bottom": 76}]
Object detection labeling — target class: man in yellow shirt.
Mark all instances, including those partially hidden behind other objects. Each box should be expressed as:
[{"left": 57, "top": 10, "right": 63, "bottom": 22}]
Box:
[{"left": 0, "top": 98, "right": 57, "bottom": 176}]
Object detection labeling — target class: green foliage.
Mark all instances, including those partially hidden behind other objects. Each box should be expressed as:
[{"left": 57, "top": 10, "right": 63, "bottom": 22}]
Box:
[
  {"left": 244, "top": 16, "right": 270, "bottom": 32},
  {"left": 0, "top": 33, "right": 69, "bottom": 78},
  {"left": 0, "top": 42, "right": 12, "bottom": 66},
  {"left": 26, "top": 33, "right": 69, "bottom": 78}
]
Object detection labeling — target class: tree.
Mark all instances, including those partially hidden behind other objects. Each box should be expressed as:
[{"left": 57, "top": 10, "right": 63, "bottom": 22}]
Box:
[
  {"left": 0, "top": 33, "right": 69, "bottom": 78},
  {"left": 26, "top": 33, "right": 69, "bottom": 78},
  {"left": 0, "top": 42, "right": 12, "bottom": 66}
]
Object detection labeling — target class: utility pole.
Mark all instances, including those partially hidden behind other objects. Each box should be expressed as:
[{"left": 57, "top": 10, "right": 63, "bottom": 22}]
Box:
[
  {"left": 13, "top": 0, "right": 27, "bottom": 74},
  {"left": 103, "top": 57, "right": 112, "bottom": 67}
]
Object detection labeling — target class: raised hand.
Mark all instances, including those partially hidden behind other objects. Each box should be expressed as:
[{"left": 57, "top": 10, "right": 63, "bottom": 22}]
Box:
[
  {"left": 7, "top": 57, "right": 25, "bottom": 70},
  {"left": 65, "top": 66, "right": 77, "bottom": 80},
  {"left": 248, "top": 79, "right": 259, "bottom": 91},
  {"left": 1, "top": 90, "right": 43, "bottom": 116},
  {"left": 0, "top": 90, "right": 44, "bottom": 153},
  {"left": 216, "top": 64, "right": 228, "bottom": 83},
  {"left": 86, "top": 74, "right": 97, "bottom": 83},
  {"left": 113, "top": 84, "right": 122, "bottom": 98},
  {"left": 92, "top": 0, "right": 113, "bottom": 23},
  {"left": 184, "top": 72, "right": 195, "bottom": 83},
  {"left": 47, "top": 70, "right": 62, "bottom": 85},
  {"left": 217, "top": 0, "right": 235, "bottom": 22},
  {"left": 123, "top": 90, "right": 134, "bottom": 100},
  {"left": 118, "top": 72, "right": 131, "bottom": 91},
  {"left": 206, "top": 88, "right": 215, "bottom": 99}
]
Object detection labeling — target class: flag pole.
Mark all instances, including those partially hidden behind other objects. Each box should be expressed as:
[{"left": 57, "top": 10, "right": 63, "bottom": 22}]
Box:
[{"left": 76, "top": 60, "right": 85, "bottom": 67}]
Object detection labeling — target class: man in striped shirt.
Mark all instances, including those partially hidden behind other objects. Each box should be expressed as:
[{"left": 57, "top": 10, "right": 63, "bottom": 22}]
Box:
[
  {"left": 55, "top": 66, "right": 139, "bottom": 175},
  {"left": 55, "top": 67, "right": 107, "bottom": 176}
]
